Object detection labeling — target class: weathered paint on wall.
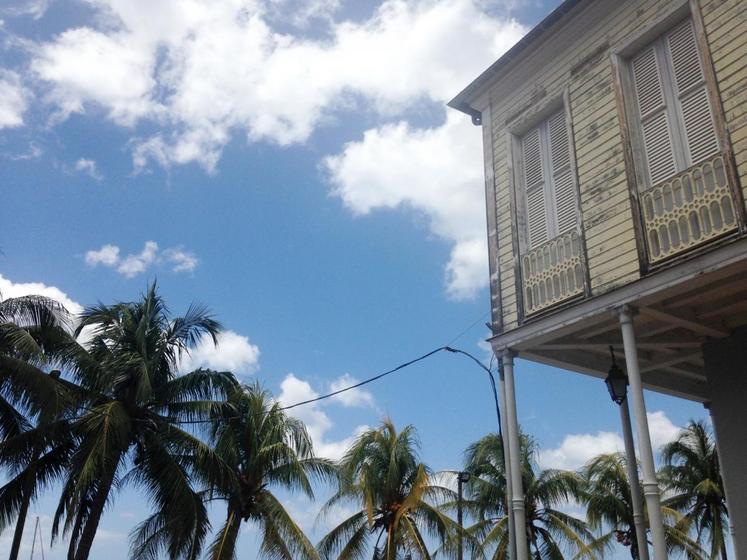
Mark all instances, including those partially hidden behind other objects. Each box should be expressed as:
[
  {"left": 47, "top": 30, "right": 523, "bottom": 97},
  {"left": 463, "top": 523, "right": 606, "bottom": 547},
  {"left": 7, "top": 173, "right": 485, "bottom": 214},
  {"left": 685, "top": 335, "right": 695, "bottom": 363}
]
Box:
[
  {"left": 486, "top": 0, "right": 746, "bottom": 332},
  {"left": 701, "top": 0, "right": 747, "bottom": 210}
]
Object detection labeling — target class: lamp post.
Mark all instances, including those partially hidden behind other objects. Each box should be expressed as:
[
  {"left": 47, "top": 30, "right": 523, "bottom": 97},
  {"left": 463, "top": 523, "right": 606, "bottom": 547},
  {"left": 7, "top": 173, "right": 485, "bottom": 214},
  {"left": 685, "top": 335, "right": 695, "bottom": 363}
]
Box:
[
  {"left": 457, "top": 471, "right": 471, "bottom": 560},
  {"left": 605, "top": 347, "right": 650, "bottom": 560}
]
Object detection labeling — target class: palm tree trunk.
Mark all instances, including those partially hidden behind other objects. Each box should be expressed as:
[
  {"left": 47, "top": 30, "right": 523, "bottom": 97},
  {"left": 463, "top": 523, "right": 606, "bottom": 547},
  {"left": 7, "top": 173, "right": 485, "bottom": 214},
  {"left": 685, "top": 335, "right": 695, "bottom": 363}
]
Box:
[
  {"left": 72, "top": 463, "right": 118, "bottom": 560},
  {"left": 8, "top": 490, "right": 30, "bottom": 560},
  {"left": 720, "top": 546, "right": 728, "bottom": 560},
  {"left": 9, "top": 449, "right": 40, "bottom": 560}
]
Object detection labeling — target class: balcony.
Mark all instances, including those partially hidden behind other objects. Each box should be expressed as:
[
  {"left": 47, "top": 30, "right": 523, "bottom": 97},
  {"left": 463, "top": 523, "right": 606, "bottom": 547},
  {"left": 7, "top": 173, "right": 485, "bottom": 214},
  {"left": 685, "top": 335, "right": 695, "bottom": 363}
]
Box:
[
  {"left": 642, "top": 152, "right": 738, "bottom": 264},
  {"left": 522, "top": 230, "right": 585, "bottom": 315}
]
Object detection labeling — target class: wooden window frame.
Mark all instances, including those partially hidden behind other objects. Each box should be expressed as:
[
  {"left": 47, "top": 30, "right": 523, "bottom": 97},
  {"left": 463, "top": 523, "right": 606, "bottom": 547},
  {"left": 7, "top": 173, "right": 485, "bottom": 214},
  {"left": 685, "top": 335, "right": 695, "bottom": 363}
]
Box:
[
  {"left": 509, "top": 96, "right": 579, "bottom": 255},
  {"left": 506, "top": 89, "right": 590, "bottom": 324},
  {"left": 610, "top": 0, "right": 746, "bottom": 274}
]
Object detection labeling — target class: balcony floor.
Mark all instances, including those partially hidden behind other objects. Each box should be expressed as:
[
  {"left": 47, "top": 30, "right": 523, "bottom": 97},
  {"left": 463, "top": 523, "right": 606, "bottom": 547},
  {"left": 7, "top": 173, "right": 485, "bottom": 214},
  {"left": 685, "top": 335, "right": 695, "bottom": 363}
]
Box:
[{"left": 490, "top": 236, "right": 747, "bottom": 401}]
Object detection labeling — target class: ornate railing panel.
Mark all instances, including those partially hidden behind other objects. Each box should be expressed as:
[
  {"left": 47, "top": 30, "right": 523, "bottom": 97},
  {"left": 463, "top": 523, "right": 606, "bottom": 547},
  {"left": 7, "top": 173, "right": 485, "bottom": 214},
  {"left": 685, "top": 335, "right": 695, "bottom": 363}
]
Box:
[
  {"left": 522, "top": 230, "right": 584, "bottom": 315},
  {"left": 642, "top": 153, "right": 737, "bottom": 264}
]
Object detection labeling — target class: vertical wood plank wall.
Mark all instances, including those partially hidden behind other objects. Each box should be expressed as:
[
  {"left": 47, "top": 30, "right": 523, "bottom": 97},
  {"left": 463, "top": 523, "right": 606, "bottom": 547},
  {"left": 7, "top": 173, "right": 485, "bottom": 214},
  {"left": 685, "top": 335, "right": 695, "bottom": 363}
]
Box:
[{"left": 488, "top": 0, "right": 746, "bottom": 332}]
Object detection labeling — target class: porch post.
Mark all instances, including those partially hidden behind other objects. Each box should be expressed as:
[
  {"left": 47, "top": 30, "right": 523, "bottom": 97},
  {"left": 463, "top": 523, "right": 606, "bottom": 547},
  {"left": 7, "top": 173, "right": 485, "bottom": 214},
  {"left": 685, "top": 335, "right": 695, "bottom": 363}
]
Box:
[
  {"left": 620, "top": 396, "right": 651, "bottom": 560},
  {"left": 501, "top": 351, "right": 529, "bottom": 560},
  {"left": 498, "top": 366, "right": 517, "bottom": 560},
  {"left": 704, "top": 402, "right": 740, "bottom": 559},
  {"left": 618, "top": 305, "right": 668, "bottom": 560}
]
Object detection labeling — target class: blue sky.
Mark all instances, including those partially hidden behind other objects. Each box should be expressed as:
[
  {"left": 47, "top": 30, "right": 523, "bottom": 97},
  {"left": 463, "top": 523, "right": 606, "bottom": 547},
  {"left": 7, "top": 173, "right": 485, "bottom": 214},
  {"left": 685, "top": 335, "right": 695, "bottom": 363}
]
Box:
[{"left": 0, "top": 0, "right": 708, "bottom": 557}]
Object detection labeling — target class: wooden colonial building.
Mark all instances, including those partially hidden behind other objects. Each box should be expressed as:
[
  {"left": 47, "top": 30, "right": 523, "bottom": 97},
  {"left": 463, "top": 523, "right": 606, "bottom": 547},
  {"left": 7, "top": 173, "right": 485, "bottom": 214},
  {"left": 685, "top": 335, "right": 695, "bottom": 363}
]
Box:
[{"left": 450, "top": 0, "right": 747, "bottom": 558}]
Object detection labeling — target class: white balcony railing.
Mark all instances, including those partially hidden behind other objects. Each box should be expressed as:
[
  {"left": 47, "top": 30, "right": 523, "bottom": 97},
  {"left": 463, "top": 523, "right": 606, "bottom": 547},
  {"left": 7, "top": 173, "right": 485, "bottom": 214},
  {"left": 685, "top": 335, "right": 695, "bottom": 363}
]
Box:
[
  {"left": 522, "top": 230, "right": 585, "bottom": 315},
  {"left": 642, "top": 153, "right": 738, "bottom": 264}
]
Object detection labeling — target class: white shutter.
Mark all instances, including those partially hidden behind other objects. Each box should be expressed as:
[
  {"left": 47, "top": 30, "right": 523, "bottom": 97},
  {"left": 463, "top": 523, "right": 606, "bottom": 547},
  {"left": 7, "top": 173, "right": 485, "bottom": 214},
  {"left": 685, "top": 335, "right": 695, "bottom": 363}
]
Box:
[
  {"left": 548, "top": 111, "right": 577, "bottom": 233},
  {"left": 522, "top": 127, "right": 548, "bottom": 248},
  {"left": 667, "top": 20, "right": 719, "bottom": 165},
  {"left": 632, "top": 45, "right": 677, "bottom": 186}
]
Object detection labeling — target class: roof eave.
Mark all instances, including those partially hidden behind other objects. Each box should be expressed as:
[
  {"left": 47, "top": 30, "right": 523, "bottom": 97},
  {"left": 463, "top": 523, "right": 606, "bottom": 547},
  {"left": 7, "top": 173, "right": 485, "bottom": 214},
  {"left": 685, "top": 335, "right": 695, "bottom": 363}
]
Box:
[{"left": 447, "top": 0, "right": 585, "bottom": 116}]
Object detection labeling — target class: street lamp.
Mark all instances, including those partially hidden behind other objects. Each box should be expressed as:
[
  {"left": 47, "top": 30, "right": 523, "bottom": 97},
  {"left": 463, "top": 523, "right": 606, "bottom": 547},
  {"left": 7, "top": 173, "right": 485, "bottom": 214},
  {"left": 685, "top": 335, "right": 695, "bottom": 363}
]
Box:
[
  {"left": 604, "top": 346, "right": 650, "bottom": 560},
  {"left": 457, "top": 471, "right": 471, "bottom": 560},
  {"left": 605, "top": 346, "right": 628, "bottom": 404}
]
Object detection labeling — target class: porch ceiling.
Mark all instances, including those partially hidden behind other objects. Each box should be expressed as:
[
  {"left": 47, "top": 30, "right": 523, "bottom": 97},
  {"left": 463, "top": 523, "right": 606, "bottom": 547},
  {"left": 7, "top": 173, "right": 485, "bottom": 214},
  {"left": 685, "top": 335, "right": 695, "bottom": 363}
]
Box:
[{"left": 490, "top": 240, "right": 747, "bottom": 402}]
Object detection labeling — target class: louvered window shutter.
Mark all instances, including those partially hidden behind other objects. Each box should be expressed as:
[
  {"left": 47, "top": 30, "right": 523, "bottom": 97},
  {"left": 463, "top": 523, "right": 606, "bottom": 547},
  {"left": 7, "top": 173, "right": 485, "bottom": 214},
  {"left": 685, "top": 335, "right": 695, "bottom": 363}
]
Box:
[
  {"left": 666, "top": 20, "right": 719, "bottom": 165},
  {"left": 548, "top": 111, "right": 577, "bottom": 234},
  {"left": 632, "top": 46, "right": 677, "bottom": 186},
  {"left": 522, "top": 127, "right": 548, "bottom": 248}
]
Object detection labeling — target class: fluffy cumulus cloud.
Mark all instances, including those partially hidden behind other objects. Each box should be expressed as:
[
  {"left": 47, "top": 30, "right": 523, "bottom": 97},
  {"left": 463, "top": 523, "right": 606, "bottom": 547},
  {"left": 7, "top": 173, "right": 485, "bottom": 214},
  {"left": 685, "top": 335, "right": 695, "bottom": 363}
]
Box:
[
  {"left": 278, "top": 373, "right": 371, "bottom": 460},
  {"left": 0, "top": 70, "right": 29, "bottom": 129},
  {"left": 179, "top": 330, "right": 260, "bottom": 375},
  {"left": 329, "top": 373, "right": 375, "bottom": 408},
  {"left": 647, "top": 410, "right": 681, "bottom": 451},
  {"left": 538, "top": 411, "right": 683, "bottom": 470},
  {"left": 538, "top": 431, "right": 625, "bottom": 471},
  {"left": 29, "top": 0, "right": 523, "bottom": 167},
  {"left": 325, "top": 113, "right": 487, "bottom": 298},
  {"left": 19, "top": 0, "right": 526, "bottom": 297},
  {"left": 85, "top": 241, "right": 198, "bottom": 277},
  {"left": 0, "top": 273, "right": 83, "bottom": 316}
]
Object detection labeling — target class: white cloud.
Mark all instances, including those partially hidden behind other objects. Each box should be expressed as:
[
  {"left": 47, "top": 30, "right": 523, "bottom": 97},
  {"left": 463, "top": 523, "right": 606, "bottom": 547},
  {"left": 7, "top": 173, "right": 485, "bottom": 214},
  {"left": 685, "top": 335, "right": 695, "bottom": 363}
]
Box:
[
  {"left": 29, "top": 0, "right": 524, "bottom": 170},
  {"left": 84, "top": 241, "right": 198, "bottom": 277},
  {"left": 325, "top": 113, "right": 487, "bottom": 298},
  {"left": 0, "top": 70, "right": 29, "bottom": 129},
  {"left": 0, "top": 273, "right": 83, "bottom": 317},
  {"left": 647, "top": 410, "right": 681, "bottom": 451},
  {"left": 162, "top": 247, "right": 198, "bottom": 273},
  {"left": 116, "top": 240, "right": 159, "bottom": 277},
  {"left": 32, "top": 27, "right": 155, "bottom": 125},
  {"left": 538, "top": 431, "right": 624, "bottom": 471},
  {"left": 74, "top": 158, "right": 103, "bottom": 181},
  {"left": 1, "top": 0, "right": 52, "bottom": 20},
  {"left": 179, "top": 330, "right": 260, "bottom": 375},
  {"left": 328, "top": 373, "right": 374, "bottom": 408},
  {"left": 278, "top": 373, "right": 369, "bottom": 460},
  {"left": 26, "top": 0, "right": 525, "bottom": 297},
  {"left": 537, "top": 411, "right": 683, "bottom": 470},
  {"left": 85, "top": 244, "right": 120, "bottom": 267}
]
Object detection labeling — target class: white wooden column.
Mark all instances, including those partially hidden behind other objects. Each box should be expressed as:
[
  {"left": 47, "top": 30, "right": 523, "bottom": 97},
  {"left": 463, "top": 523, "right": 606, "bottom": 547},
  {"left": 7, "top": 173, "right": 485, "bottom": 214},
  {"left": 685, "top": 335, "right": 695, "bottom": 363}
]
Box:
[
  {"left": 498, "top": 366, "right": 516, "bottom": 560},
  {"left": 501, "top": 351, "right": 529, "bottom": 560},
  {"left": 620, "top": 397, "right": 650, "bottom": 560},
  {"left": 618, "top": 306, "right": 668, "bottom": 560}
]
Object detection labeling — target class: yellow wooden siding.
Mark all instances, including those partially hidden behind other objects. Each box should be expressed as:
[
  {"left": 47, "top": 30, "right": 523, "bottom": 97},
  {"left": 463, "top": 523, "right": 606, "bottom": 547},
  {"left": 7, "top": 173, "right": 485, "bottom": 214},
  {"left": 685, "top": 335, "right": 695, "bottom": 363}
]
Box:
[
  {"left": 700, "top": 0, "right": 747, "bottom": 210},
  {"left": 486, "top": 0, "right": 746, "bottom": 333}
]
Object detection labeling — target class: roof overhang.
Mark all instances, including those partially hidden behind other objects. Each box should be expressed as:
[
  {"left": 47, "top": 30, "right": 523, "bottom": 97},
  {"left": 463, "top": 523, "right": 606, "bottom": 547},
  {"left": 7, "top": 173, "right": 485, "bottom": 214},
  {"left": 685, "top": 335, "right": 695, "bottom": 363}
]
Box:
[{"left": 447, "top": 0, "right": 585, "bottom": 116}]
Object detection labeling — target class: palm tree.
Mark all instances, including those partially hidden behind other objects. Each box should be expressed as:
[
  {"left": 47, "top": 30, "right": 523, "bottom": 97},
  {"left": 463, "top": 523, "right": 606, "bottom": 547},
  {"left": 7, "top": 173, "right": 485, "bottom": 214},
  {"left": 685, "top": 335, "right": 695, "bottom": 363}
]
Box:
[
  {"left": 50, "top": 283, "right": 237, "bottom": 560},
  {"left": 318, "top": 419, "right": 458, "bottom": 560},
  {"left": 0, "top": 293, "right": 75, "bottom": 560},
  {"left": 463, "top": 432, "right": 593, "bottom": 560},
  {"left": 580, "top": 452, "right": 703, "bottom": 560},
  {"left": 661, "top": 421, "right": 729, "bottom": 559},
  {"left": 172, "top": 382, "right": 334, "bottom": 560}
]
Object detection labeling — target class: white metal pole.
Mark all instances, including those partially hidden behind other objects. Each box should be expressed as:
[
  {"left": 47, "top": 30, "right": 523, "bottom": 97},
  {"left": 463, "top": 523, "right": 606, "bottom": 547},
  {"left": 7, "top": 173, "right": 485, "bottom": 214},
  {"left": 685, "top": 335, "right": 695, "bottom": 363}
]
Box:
[
  {"left": 618, "top": 306, "right": 668, "bottom": 560},
  {"left": 501, "top": 351, "right": 529, "bottom": 560},
  {"left": 498, "top": 367, "right": 517, "bottom": 560},
  {"left": 620, "top": 397, "right": 651, "bottom": 560},
  {"left": 705, "top": 403, "right": 740, "bottom": 559}
]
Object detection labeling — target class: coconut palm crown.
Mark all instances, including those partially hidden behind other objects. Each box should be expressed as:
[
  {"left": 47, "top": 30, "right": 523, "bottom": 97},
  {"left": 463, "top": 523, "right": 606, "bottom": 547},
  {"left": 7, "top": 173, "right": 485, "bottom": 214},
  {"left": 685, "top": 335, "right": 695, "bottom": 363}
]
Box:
[
  {"left": 660, "top": 420, "right": 730, "bottom": 560},
  {"left": 318, "top": 419, "right": 459, "bottom": 560},
  {"left": 197, "top": 382, "right": 334, "bottom": 560},
  {"left": 463, "top": 432, "right": 593, "bottom": 560},
  {"left": 51, "top": 282, "right": 238, "bottom": 560}
]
